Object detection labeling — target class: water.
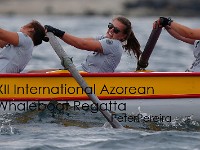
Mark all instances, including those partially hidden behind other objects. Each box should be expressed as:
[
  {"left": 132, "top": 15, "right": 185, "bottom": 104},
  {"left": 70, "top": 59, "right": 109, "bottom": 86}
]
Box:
[{"left": 1, "top": 15, "right": 200, "bottom": 150}]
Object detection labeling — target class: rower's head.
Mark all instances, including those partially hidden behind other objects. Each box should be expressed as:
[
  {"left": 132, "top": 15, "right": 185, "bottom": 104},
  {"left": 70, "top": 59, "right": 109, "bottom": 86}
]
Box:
[
  {"left": 106, "top": 16, "right": 128, "bottom": 41},
  {"left": 20, "top": 20, "right": 49, "bottom": 46},
  {"left": 106, "top": 16, "right": 141, "bottom": 60}
]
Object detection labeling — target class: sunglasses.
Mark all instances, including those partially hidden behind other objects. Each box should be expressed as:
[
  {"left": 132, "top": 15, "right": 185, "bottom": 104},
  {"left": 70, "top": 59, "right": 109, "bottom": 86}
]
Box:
[{"left": 108, "top": 23, "right": 121, "bottom": 34}]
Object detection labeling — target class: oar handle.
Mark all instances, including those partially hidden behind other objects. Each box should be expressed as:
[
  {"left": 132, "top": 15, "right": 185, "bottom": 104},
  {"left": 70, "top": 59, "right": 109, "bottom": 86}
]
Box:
[
  {"left": 46, "top": 32, "right": 123, "bottom": 129},
  {"left": 136, "top": 27, "right": 162, "bottom": 70}
]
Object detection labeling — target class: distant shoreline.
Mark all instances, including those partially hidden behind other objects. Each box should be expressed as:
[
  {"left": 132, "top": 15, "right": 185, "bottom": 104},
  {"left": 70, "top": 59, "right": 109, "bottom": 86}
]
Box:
[{"left": 0, "top": 0, "right": 199, "bottom": 17}]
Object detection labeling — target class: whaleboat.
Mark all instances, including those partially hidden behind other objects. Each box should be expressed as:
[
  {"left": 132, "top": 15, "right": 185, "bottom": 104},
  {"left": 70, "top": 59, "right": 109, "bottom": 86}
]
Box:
[
  {"left": 0, "top": 70, "right": 200, "bottom": 122},
  {"left": 1, "top": 28, "right": 199, "bottom": 126}
]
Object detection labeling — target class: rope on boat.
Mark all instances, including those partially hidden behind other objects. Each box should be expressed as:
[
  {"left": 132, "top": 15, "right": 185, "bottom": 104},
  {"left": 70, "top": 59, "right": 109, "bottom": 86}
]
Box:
[{"left": 46, "top": 32, "right": 123, "bottom": 129}]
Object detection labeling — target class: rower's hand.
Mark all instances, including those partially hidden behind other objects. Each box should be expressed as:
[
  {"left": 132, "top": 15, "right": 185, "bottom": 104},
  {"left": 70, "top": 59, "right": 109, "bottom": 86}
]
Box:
[
  {"left": 44, "top": 25, "right": 65, "bottom": 38},
  {"left": 159, "top": 17, "right": 173, "bottom": 27},
  {"left": 153, "top": 17, "right": 173, "bottom": 29},
  {"left": 153, "top": 20, "right": 161, "bottom": 29}
]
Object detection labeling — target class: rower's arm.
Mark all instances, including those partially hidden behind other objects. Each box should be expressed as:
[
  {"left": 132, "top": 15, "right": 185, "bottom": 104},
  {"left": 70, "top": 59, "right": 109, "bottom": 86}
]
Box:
[
  {"left": 61, "top": 33, "right": 103, "bottom": 53},
  {"left": 0, "top": 40, "right": 8, "bottom": 48},
  {"left": 170, "top": 21, "right": 200, "bottom": 40},
  {"left": 165, "top": 26, "right": 195, "bottom": 45},
  {"left": 0, "top": 28, "right": 19, "bottom": 46}
]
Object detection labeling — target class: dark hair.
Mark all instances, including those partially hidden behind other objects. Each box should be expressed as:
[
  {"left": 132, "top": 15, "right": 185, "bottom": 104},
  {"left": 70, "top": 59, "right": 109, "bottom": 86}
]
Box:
[
  {"left": 114, "top": 16, "right": 141, "bottom": 60},
  {"left": 29, "top": 20, "right": 48, "bottom": 46}
]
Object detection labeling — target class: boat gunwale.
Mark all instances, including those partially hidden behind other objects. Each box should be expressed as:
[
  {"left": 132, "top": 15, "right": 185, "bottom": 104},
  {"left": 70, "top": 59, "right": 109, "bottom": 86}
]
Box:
[{"left": 1, "top": 94, "right": 200, "bottom": 101}]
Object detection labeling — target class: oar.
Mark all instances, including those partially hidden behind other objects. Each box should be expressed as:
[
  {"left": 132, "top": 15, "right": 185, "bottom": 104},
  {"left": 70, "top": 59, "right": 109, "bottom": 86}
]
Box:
[
  {"left": 136, "top": 26, "right": 162, "bottom": 71},
  {"left": 46, "top": 32, "right": 123, "bottom": 129}
]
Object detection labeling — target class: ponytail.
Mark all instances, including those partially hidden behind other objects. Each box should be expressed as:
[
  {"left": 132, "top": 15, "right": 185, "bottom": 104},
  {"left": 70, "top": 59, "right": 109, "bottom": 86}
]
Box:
[
  {"left": 115, "top": 16, "right": 141, "bottom": 60},
  {"left": 123, "top": 31, "right": 141, "bottom": 60}
]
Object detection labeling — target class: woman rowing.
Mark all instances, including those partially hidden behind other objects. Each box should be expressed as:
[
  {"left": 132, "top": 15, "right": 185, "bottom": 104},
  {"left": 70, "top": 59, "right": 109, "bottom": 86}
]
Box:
[
  {"left": 154, "top": 17, "right": 200, "bottom": 72},
  {"left": 0, "top": 20, "right": 48, "bottom": 73},
  {"left": 44, "top": 16, "right": 141, "bottom": 73}
]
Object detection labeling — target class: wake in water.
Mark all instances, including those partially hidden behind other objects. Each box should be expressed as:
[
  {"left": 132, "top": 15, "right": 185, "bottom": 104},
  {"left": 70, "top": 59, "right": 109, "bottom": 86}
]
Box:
[
  {"left": 123, "top": 107, "right": 200, "bottom": 132},
  {"left": 0, "top": 113, "right": 20, "bottom": 135},
  {"left": 0, "top": 101, "right": 200, "bottom": 135}
]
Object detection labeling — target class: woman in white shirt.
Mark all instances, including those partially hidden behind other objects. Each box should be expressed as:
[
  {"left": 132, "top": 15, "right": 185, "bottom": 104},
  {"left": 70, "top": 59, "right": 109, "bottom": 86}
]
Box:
[
  {"left": 0, "top": 20, "right": 48, "bottom": 73},
  {"left": 45, "top": 16, "right": 141, "bottom": 73},
  {"left": 154, "top": 17, "right": 200, "bottom": 72}
]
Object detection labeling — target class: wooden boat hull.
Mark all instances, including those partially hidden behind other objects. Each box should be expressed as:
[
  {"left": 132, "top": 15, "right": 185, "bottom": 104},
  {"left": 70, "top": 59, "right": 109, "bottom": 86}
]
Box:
[{"left": 0, "top": 71, "right": 200, "bottom": 100}]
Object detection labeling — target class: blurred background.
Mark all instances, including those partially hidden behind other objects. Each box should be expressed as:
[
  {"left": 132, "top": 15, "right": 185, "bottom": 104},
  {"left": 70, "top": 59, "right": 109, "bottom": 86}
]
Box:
[
  {"left": 1, "top": 3, "right": 200, "bottom": 149},
  {"left": 0, "top": 0, "right": 199, "bottom": 17}
]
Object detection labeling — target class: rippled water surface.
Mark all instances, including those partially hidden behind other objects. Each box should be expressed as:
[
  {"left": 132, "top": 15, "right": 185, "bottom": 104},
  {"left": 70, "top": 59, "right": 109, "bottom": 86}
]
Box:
[{"left": 0, "top": 15, "right": 200, "bottom": 150}]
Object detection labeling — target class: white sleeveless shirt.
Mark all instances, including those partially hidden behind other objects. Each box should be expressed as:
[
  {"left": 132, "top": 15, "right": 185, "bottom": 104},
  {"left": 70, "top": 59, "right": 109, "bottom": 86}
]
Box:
[{"left": 0, "top": 32, "right": 34, "bottom": 73}]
